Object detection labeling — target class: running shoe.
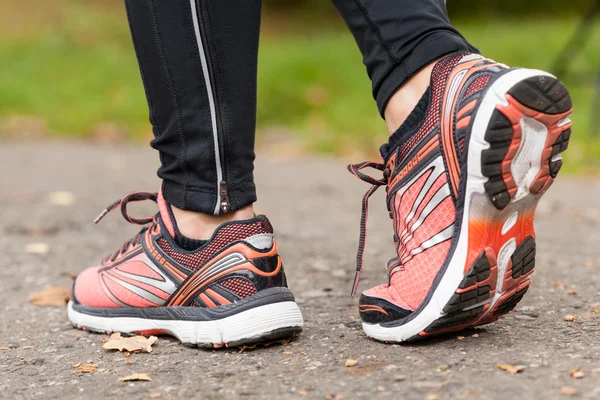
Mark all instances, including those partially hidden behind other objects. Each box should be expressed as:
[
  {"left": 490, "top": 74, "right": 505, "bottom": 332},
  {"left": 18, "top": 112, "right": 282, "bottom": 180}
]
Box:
[
  {"left": 68, "top": 191, "right": 303, "bottom": 348},
  {"left": 349, "top": 53, "right": 572, "bottom": 342}
]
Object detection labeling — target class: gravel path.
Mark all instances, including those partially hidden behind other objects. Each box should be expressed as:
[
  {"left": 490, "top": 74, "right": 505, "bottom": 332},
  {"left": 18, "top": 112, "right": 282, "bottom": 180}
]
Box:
[{"left": 1, "top": 142, "right": 599, "bottom": 399}]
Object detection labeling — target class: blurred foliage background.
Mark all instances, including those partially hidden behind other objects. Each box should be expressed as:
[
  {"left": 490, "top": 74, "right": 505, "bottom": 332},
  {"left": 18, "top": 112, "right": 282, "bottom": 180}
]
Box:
[{"left": 1, "top": 0, "right": 599, "bottom": 172}]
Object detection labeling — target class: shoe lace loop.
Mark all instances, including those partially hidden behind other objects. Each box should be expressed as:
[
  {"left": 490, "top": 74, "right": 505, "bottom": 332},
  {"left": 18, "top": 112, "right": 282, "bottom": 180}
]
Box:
[
  {"left": 347, "top": 161, "right": 391, "bottom": 297},
  {"left": 94, "top": 191, "right": 158, "bottom": 262}
]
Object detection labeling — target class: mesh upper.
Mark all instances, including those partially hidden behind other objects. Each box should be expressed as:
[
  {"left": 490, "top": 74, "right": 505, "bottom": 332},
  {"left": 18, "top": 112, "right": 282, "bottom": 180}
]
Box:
[
  {"left": 396, "top": 54, "right": 464, "bottom": 162},
  {"left": 219, "top": 277, "right": 257, "bottom": 298},
  {"left": 156, "top": 218, "right": 273, "bottom": 271}
]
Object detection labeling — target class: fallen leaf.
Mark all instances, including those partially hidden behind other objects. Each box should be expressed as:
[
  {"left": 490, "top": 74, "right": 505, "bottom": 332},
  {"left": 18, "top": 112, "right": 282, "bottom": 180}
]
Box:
[
  {"left": 560, "top": 387, "right": 577, "bottom": 396},
  {"left": 345, "top": 359, "right": 358, "bottom": 368},
  {"left": 298, "top": 389, "right": 308, "bottom": 397},
  {"left": 345, "top": 362, "right": 389, "bottom": 376},
  {"left": 283, "top": 351, "right": 293, "bottom": 356},
  {"left": 49, "top": 191, "right": 76, "bottom": 206},
  {"left": 24, "top": 242, "right": 50, "bottom": 255},
  {"left": 0, "top": 347, "right": 10, "bottom": 351},
  {"left": 591, "top": 306, "right": 600, "bottom": 313},
  {"left": 457, "top": 336, "right": 465, "bottom": 340},
  {"left": 74, "top": 363, "right": 97, "bottom": 373},
  {"left": 564, "top": 315, "right": 576, "bottom": 322},
  {"left": 119, "top": 373, "right": 151, "bottom": 382},
  {"left": 553, "top": 283, "right": 568, "bottom": 289},
  {"left": 29, "top": 287, "right": 71, "bottom": 307},
  {"left": 472, "top": 334, "right": 480, "bottom": 338},
  {"left": 124, "top": 360, "right": 134, "bottom": 365},
  {"left": 570, "top": 367, "right": 585, "bottom": 379},
  {"left": 150, "top": 393, "right": 162, "bottom": 399},
  {"left": 103, "top": 332, "right": 157, "bottom": 353},
  {"left": 426, "top": 395, "right": 439, "bottom": 400},
  {"left": 566, "top": 290, "right": 577, "bottom": 295},
  {"left": 494, "top": 363, "right": 525, "bottom": 375}
]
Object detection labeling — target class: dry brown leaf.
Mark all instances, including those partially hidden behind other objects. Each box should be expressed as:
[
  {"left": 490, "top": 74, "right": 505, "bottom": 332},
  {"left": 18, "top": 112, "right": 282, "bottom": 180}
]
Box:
[
  {"left": 49, "top": 191, "right": 76, "bottom": 206},
  {"left": 591, "top": 306, "right": 600, "bottom": 313},
  {"left": 472, "top": 334, "right": 480, "bottom": 338},
  {"left": 457, "top": 336, "right": 465, "bottom": 340},
  {"left": 570, "top": 367, "right": 585, "bottom": 379},
  {"left": 494, "top": 363, "right": 525, "bottom": 375},
  {"left": 0, "top": 347, "right": 10, "bottom": 351},
  {"left": 74, "top": 363, "right": 97, "bottom": 373},
  {"left": 564, "top": 315, "right": 576, "bottom": 322},
  {"left": 560, "top": 387, "right": 577, "bottom": 396},
  {"left": 345, "top": 359, "right": 358, "bottom": 368},
  {"left": 124, "top": 360, "right": 134, "bottom": 365},
  {"left": 345, "top": 362, "right": 389, "bottom": 377},
  {"left": 283, "top": 351, "right": 293, "bottom": 356},
  {"left": 298, "top": 390, "right": 308, "bottom": 397},
  {"left": 553, "top": 283, "right": 568, "bottom": 289},
  {"left": 566, "top": 290, "right": 577, "bottom": 295},
  {"left": 150, "top": 393, "right": 162, "bottom": 399},
  {"left": 119, "top": 373, "right": 152, "bottom": 382},
  {"left": 103, "top": 332, "right": 157, "bottom": 353},
  {"left": 29, "top": 287, "right": 71, "bottom": 307},
  {"left": 24, "top": 242, "right": 50, "bottom": 255}
]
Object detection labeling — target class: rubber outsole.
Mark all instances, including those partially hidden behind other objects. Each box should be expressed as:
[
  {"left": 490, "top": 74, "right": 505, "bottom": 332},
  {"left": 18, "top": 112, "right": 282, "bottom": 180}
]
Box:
[{"left": 68, "top": 299, "right": 304, "bottom": 349}]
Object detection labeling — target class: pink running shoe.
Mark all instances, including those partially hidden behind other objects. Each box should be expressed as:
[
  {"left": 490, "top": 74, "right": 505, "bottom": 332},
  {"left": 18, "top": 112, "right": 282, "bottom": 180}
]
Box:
[
  {"left": 349, "top": 53, "right": 572, "bottom": 342},
  {"left": 68, "top": 191, "right": 303, "bottom": 348}
]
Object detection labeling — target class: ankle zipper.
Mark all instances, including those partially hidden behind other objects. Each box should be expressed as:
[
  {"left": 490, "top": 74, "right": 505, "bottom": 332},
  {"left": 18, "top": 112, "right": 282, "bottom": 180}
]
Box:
[
  {"left": 219, "top": 181, "right": 230, "bottom": 213},
  {"left": 190, "top": 0, "right": 229, "bottom": 214}
]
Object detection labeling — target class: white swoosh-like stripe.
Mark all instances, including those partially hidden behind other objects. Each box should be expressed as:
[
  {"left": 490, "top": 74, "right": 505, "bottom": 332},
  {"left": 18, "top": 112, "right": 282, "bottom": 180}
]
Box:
[
  {"left": 401, "top": 184, "right": 451, "bottom": 246},
  {"left": 401, "top": 225, "right": 454, "bottom": 263},
  {"left": 103, "top": 273, "right": 165, "bottom": 306}
]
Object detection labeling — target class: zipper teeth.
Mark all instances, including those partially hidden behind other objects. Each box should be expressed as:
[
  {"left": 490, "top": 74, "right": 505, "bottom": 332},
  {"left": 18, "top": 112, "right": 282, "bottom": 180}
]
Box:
[{"left": 189, "top": 0, "right": 223, "bottom": 215}]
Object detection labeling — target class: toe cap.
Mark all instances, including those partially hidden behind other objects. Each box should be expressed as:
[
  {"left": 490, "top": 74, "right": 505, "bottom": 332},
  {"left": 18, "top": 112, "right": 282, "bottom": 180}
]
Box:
[
  {"left": 73, "top": 266, "right": 121, "bottom": 308},
  {"left": 359, "top": 293, "right": 412, "bottom": 325}
]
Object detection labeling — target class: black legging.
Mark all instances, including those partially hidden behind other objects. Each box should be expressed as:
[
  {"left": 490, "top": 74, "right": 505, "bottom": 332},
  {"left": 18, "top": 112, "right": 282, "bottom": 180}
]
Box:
[{"left": 124, "top": 0, "right": 476, "bottom": 214}]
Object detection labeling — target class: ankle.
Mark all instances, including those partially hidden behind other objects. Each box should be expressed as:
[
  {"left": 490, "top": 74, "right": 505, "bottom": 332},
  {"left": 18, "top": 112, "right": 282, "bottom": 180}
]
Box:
[
  {"left": 384, "top": 59, "right": 438, "bottom": 135},
  {"left": 171, "top": 204, "right": 255, "bottom": 240}
]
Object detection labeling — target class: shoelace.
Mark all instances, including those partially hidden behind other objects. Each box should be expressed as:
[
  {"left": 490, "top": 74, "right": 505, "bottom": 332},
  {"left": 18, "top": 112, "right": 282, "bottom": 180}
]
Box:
[
  {"left": 94, "top": 191, "right": 158, "bottom": 262},
  {"left": 347, "top": 161, "right": 391, "bottom": 297}
]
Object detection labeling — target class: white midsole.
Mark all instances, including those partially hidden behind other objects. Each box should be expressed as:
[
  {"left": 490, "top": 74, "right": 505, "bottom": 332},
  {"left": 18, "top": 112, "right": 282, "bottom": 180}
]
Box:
[
  {"left": 363, "top": 68, "right": 555, "bottom": 342},
  {"left": 68, "top": 301, "right": 304, "bottom": 345}
]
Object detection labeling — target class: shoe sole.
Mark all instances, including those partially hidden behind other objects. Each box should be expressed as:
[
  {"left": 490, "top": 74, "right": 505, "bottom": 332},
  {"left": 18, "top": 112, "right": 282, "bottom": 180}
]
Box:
[
  {"left": 68, "top": 289, "right": 304, "bottom": 348},
  {"left": 362, "top": 68, "right": 572, "bottom": 342}
]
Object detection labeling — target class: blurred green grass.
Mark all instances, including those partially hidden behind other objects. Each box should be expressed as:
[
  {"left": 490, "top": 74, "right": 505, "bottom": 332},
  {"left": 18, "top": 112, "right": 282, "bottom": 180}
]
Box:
[{"left": 1, "top": 1, "right": 599, "bottom": 172}]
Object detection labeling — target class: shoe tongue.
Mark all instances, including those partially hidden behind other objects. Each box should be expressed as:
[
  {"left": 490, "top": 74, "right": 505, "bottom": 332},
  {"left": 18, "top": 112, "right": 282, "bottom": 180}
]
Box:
[{"left": 157, "top": 189, "right": 176, "bottom": 239}]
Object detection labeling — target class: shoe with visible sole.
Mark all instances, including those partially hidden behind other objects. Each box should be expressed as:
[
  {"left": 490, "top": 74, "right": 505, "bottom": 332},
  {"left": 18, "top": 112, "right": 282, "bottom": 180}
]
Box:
[
  {"left": 349, "top": 53, "right": 572, "bottom": 343},
  {"left": 68, "top": 191, "right": 303, "bottom": 348}
]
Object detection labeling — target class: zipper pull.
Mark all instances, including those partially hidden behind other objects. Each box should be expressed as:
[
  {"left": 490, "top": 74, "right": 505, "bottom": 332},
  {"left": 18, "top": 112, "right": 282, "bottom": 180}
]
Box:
[{"left": 219, "top": 181, "right": 230, "bottom": 213}]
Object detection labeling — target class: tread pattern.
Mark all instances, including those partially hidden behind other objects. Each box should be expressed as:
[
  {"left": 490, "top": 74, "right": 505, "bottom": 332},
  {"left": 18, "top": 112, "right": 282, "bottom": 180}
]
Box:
[
  {"left": 419, "top": 237, "right": 538, "bottom": 338},
  {"left": 481, "top": 75, "right": 572, "bottom": 210}
]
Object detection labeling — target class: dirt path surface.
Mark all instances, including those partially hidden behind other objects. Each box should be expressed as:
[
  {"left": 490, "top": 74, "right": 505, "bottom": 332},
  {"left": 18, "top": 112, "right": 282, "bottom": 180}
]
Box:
[{"left": 1, "top": 142, "right": 599, "bottom": 399}]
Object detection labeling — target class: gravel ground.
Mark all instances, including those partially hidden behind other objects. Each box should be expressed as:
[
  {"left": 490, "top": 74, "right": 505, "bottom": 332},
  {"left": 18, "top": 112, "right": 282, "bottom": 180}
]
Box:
[{"left": 1, "top": 142, "right": 599, "bottom": 400}]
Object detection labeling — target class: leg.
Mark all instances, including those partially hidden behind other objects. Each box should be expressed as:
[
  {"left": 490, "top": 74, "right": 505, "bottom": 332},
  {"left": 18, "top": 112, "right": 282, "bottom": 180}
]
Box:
[
  {"left": 125, "top": 0, "right": 259, "bottom": 239},
  {"left": 341, "top": 0, "right": 573, "bottom": 341},
  {"left": 331, "top": 0, "right": 477, "bottom": 132},
  {"left": 68, "top": 0, "right": 303, "bottom": 347}
]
